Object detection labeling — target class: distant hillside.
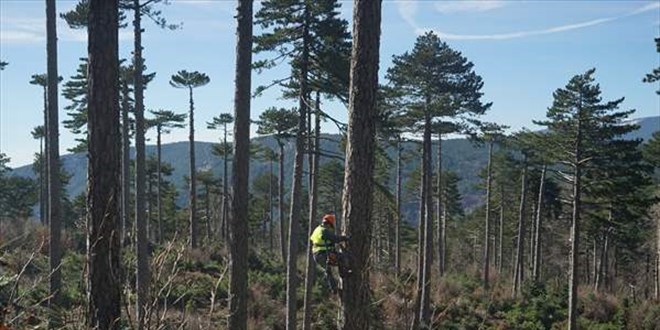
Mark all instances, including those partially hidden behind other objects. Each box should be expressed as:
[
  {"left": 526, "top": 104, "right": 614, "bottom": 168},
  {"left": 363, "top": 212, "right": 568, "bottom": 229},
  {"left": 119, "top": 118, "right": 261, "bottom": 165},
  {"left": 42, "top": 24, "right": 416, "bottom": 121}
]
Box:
[{"left": 12, "top": 116, "right": 659, "bottom": 222}]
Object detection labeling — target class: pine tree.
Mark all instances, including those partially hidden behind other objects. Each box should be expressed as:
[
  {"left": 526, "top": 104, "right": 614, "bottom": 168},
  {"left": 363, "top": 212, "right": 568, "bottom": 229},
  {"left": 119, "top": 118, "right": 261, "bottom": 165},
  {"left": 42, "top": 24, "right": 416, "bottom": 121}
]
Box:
[
  {"left": 340, "top": 0, "right": 382, "bottom": 328},
  {"left": 228, "top": 1, "right": 253, "bottom": 328},
  {"left": 535, "top": 68, "right": 638, "bottom": 329},
  {"left": 170, "top": 70, "right": 210, "bottom": 249},
  {"left": 86, "top": 0, "right": 121, "bottom": 327},
  {"left": 148, "top": 109, "right": 185, "bottom": 243},
  {"left": 643, "top": 37, "right": 660, "bottom": 95},
  {"left": 208, "top": 113, "right": 234, "bottom": 240},
  {"left": 31, "top": 126, "right": 46, "bottom": 225},
  {"left": 256, "top": 107, "right": 298, "bottom": 262},
  {"left": 386, "top": 31, "right": 490, "bottom": 328}
]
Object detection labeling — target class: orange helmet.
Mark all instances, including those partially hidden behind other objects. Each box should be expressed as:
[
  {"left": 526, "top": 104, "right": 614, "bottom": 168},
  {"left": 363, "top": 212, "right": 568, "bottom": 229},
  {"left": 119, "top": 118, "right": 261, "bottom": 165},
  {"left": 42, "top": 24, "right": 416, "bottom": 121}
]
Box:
[{"left": 322, "top": 214, "right": 336, "bottom": 227}]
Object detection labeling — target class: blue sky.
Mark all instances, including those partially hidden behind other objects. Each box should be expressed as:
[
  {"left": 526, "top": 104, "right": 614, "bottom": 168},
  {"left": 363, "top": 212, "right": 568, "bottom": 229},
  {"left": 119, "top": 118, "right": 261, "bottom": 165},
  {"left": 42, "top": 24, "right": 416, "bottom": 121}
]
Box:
[{"left": 1, "top": 0, "right": 659, "bottom": 167}]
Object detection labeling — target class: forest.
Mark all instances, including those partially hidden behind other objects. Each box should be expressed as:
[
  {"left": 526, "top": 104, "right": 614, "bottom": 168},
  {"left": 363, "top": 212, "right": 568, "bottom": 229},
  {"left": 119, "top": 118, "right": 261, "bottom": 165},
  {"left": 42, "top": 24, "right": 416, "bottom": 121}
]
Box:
[{"left": 0, "top": 0, "right": 659, "bottom": 329}]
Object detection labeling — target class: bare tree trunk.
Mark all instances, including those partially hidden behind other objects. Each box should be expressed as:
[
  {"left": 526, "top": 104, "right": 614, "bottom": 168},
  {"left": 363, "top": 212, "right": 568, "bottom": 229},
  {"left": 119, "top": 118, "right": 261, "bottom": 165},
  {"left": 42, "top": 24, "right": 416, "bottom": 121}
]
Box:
[
  {"left": 302, "top": 94, "right": 321, "bottom": 330},
  {"left": 437, "top": 133, "right": 444, "bottom": 276},
  {"left": 227, "top": 1, "right": 252, "bottom": 328},
  {"left": 222, "top": 122, "right": 229, "bottom": 241},
  {"left": 157, "top": 126, "right": 163, "bottom": 243},
  {"left": 87, "top": 1, "right": 121, "bottom": 327},
  {"left": 132, "top": 1, "right": 150, "bottom": 327},
  {"left": 595, "top": 229, "right": 610, "bottom": 293},
  {"left": 269, "top": 155, "right": 274, "bottom": 250},
  {"left": 39, "top": 137, "right": 45, "bottom": 225},
  {"left": 121, "top": 79, "right": 130, "bottom": 246},
  {"left": 279, "top": 144, "right": 286, "bottom": 263},
  {"left": 419, "top": 109, "right": 434, "bottom": 328},
  {"left": 395, "top": 138, "right": 402, "bottom": 278},
  {"left": 46, "top": 0, "right": 62, "bottom": 325},
  {"left": 568, "top": 119, "right": 583, "bottom": 330},
  {"left": 42, "top": 85, "right": 49, "bottom": 227},
  {"left": 412, "top": 153, "right": 426, "bottom": 330},
  {"left": 483, "top": 142, "right": 493, "bottom": 290},
  {"left": 340, "top": 1, "right": 381, "bottom": 328},
  {"left": 205, "top": 183, "right": 211, "bottom": 242},
  {"left": 532, "top": 164, "right": 546, "bottom": 282},
  {"left": 512, "top": 156, "right": 528, "bottom": 298},
  {"left": 188, "top": 85, "right": 198, "bottom": 248},
  {"left": 285, "top": 5, "right": 309, "bottom": 329},
  {"left": 498, "top": 186, "right": 504, "bottom": 274}
]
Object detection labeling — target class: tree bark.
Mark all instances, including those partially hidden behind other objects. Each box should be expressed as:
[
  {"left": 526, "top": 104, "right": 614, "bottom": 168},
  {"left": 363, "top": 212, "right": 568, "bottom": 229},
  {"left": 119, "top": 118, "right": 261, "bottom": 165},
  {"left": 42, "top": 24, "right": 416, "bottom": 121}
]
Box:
[
  {"left": 532, "top": 164, "right": 546, "bottom": 282},
  {"left": 87, "top": 0, "right": 121, "bottom": 327},
  {"left": 483, "top": 142, "right": 493, "bottom": 290},
  {"left": 512, "top": 156, "right": 527, "bottom": 298},
  {"left": 395, "top": 138, "right": 402, "bottom": 278},
  {"left": 279, "top": 143, "right": 286, "bottom": 263},
  {"left": 498, "top": 185, "right": 505, "bottom": 274},
  {"left": 340, "top": 2, "right": 381, "bottom": 329},
  {"left": 46, "top": 0, "right": 63, "bottom": 324},
  {"left": 228, "top": 1, "right": 252, "bottom": 328},
  {"left": 302, "top": 94, "right": 321, "bottom": 330},
  {"left": 42, "top": 85, "right": 49, "bottom": 227},
  {"left": 595, "top": 228, "right": 610, "bottom": 293},
  {"left": 222, "top": 121, "right": 229, "bottom": 240},
  {"left": 132, "top": 1, "right": 149, "bottom": 327},
  {"left": 157, "top": 126, "right": 163, "bottom": 243},
  {"left": 121, "top": 79, "right": 130, "bottom": 246},
  {"left": 412, "top": 148, "right": 426, "bottom": 330}
]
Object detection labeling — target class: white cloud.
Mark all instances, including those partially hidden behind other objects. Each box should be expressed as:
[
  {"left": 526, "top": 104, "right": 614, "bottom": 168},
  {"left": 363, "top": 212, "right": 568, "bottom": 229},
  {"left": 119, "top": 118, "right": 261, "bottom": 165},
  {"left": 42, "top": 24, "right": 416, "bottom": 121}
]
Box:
[
  {"left": 0, "top": 16, "right": 134, "bottom": 45},
  {"left": 410, "top": 3, "right": 657, "bottom": 41},
  {"left": 396, "top": 1, "right": 420, "bottom": 30},
  {"left": 434, "top": 0, "right": 506, "bottom": 14}
]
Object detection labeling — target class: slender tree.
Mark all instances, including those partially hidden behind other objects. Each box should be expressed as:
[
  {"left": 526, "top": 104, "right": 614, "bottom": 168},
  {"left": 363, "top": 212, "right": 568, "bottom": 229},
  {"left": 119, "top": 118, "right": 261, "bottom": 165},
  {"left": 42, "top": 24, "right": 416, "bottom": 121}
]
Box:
[
  {"left": 45, "top": 0, "right": 64, "bottom": 324},
  {"left": 148, "top": 109, "right": 185, "bottom": 242},
  {"left": 340, "top": 0, "right": 382, "bottom": 328},
  {"left": 228, "top": 1, "right": 252, "bottom": 329},
  {"left": 31, "top": 126, "right": 46, "bottom": 225},
  {"left": 535, "top": 69, "right": 636, "bottom": 329},
  {"left": 86, "top": 0, "right": 121, "bottom": 327},
  {"left": 170, "top": 70, "right": 210, "bottom": 249},
  {"left": 208, "top": 113, "right": 234, "bottom": 240},
  {"left": 256, "top": 107, "right": 298, "bottom": 262},
  {"left": 642, "top": 132, "right": 660, "bottom": 299}
]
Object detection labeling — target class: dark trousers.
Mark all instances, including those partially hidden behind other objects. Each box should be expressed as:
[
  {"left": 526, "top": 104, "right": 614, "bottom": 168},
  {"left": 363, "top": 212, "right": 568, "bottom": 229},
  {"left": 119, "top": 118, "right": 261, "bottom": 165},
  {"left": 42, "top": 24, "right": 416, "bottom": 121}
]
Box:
[{"left": 313, "top": 250, "right": 340, "bottom": 293}]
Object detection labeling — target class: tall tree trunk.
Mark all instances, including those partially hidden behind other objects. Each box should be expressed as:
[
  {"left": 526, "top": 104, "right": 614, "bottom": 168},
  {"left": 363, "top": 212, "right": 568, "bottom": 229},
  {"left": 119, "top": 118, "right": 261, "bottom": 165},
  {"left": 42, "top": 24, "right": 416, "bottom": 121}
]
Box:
[
  {"left": 222, "top": 122, "right": 229, "bottom": 240},
  {"left": 133, "top": 1, "right": 150, "bottom": 327},
  {"left": 595, "top": 228, "right": 610, "bottom": 293},
  {"left": 87, "top": 0, "right": 121, "bottom": 327},
  {"left": 121, "top": 79, "right": 130, "bottom": 246},
  {"left": 42, "top": 85, "right": 49, "bottom": 226},
  {"left": 189, "top": 86, "right": 198, "bottom": 248},
  {"left": 419, "top": 109, "right": 434, "bottom": 328},
  {"left": 39, "top": 138, "right": 45, "bottom": 225},
  {"left": 340, "top": 1, "right": 381, "bottom": 328},
  {"left": 568, "top": 118, "right": 583, "bottom": 330},
  {"left": 157, "top": 126, "right": 163, "bottom": 243},
  {"left": 532, "top": 164, "right": 546, "bottom": 282},
  {"left": 437, "top": 133, "right": 445, "bottom": 276},
  {"left": 483, "top": 142, "right": 493, "bottom": 290},
  {"left": 46, "top": 0, "right": 62, "bottom": 324},
  {"left": 498, "top": 185, "right": 505, "bottom": 274},
  {"left": 228, "top": 1, "right": 252, "bottom": 328},
  {"left": 302, "top": 93, "right": 321, "bottom": 330},
  {"left": 205, "top": 184, "right": 211, "bottom": 242},
  {"left": 285, "top": 6, "right": 309, "bottom": 329},
  {"left": 269, "top": 157, "right": 274, "bottom": 249},
  {"left": 512, "top": 156, "right": 528, "bottom": 298},
  {"left": 395, "top": 137, "right": 402, "bottom": 278},
  {"left": 279, "top": 143, "right": 286, "bottom": 263},
  {"left": 412, "top": 151, "right": 426, "bottom": 330}
]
